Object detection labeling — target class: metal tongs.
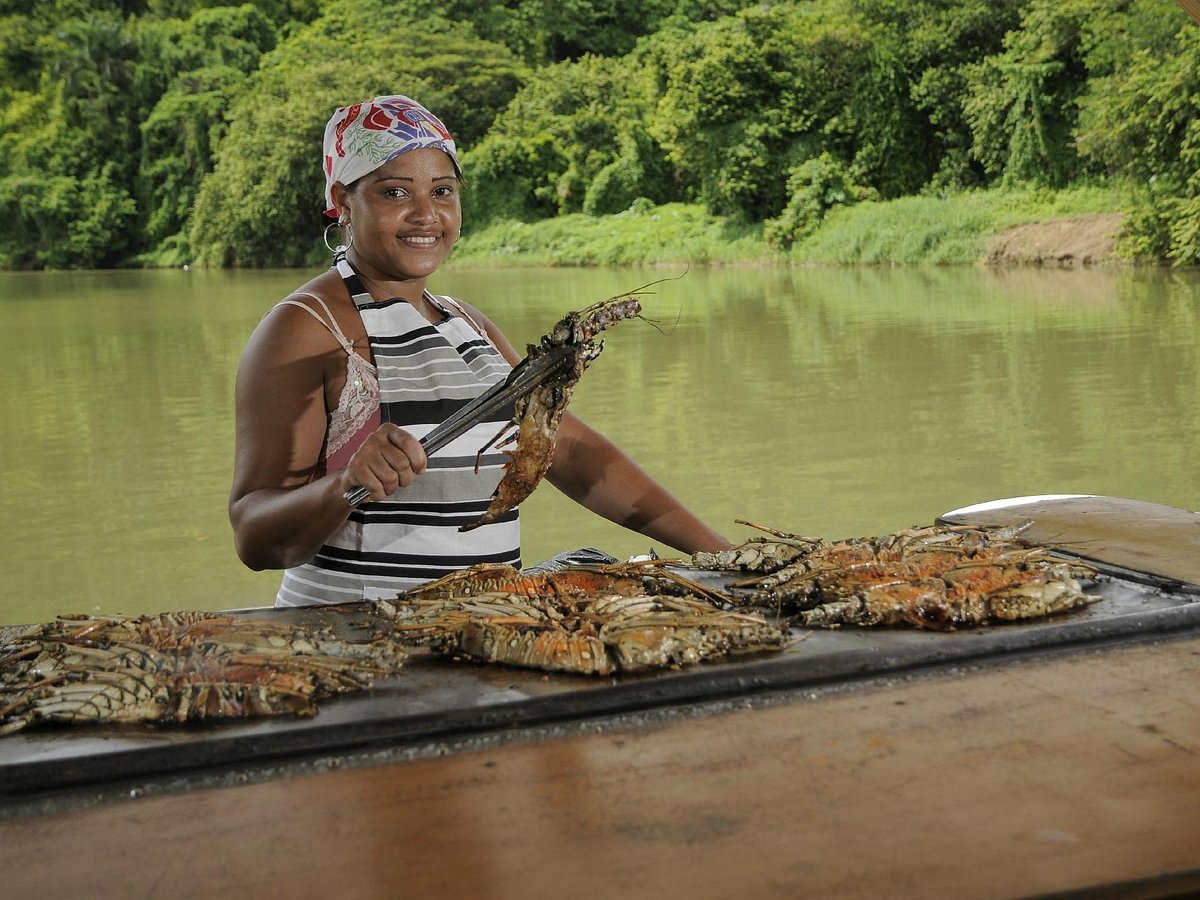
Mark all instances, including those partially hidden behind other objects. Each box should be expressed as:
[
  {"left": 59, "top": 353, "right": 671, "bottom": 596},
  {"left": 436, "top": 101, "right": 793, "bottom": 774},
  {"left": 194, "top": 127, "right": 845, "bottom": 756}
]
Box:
[{"left": 343, "top": 343, "right": 574, "bottom": 508}]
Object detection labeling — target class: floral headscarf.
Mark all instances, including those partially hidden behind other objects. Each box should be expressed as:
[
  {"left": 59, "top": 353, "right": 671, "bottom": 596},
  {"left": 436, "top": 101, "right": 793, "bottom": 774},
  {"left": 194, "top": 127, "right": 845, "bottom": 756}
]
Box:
[{"left": 322, "top": 95, "right": 460, "bottom": 218}]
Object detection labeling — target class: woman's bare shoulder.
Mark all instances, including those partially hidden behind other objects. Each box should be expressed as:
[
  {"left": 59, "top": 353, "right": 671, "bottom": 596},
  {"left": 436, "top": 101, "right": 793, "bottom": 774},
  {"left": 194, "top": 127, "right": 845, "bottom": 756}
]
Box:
[{"left": 244, "top": 270, "right": 352, "bottom": 364}]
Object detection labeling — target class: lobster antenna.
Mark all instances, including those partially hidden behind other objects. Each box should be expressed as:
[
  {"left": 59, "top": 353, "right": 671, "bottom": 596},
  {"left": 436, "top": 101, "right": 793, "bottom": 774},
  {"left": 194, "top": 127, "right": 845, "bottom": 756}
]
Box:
[{"left": 618, "top": 266, "right": 689, "bottom": 335}]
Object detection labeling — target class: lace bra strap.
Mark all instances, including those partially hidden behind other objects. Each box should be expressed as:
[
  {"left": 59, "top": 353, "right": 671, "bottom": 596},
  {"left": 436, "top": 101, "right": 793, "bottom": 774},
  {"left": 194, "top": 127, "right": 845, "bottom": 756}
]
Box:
[{"left": 275, "top": 292, "right": 354, "bottom": 352}]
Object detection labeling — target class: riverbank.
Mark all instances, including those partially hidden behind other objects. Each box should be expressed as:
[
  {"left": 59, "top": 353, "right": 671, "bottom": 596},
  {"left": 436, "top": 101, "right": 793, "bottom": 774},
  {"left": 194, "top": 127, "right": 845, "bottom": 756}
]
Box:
[
  {"left": 453, "top": 185, "right": 1136, "bottom": 269},
  {"left": 983, "top": 213, "right": 1125, "bottom": 267}
]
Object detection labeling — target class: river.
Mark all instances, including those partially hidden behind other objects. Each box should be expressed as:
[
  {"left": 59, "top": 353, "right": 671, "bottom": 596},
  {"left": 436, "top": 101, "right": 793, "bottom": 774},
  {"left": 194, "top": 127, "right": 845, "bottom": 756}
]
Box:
[{"left": 1, "top": 264, "right": 1196, "bottom": 625}]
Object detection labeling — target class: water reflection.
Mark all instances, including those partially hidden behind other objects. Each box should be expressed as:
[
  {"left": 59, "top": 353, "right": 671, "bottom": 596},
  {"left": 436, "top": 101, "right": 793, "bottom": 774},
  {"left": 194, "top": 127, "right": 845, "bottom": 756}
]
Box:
[{"left": 0, "top": 265, "right": 1196, "bottom": 623}]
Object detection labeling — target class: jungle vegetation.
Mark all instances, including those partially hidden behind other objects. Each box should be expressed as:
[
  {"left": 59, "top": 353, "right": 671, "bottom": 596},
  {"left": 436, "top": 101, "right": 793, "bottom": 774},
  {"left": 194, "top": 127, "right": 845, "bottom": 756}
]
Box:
[{"left": 1, "top": 0, "right": 1198, "bottom": 269}]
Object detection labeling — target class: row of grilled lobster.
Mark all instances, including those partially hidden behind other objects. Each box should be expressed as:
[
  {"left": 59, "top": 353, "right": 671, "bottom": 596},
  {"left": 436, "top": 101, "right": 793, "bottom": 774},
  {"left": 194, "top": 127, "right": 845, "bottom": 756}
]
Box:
[
  {"left": 0, "top": 521, "right": 1100, "bottom": 733},
  {"left": 374, "top": 520, "right": 1098, "bottom": 670}
]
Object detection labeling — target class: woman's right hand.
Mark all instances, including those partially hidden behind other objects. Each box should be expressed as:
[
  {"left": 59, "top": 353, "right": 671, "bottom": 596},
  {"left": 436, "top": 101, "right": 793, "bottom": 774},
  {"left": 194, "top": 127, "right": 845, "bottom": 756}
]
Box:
[{"left": 339, "top": 423, "right": 428, "bottom": 502}]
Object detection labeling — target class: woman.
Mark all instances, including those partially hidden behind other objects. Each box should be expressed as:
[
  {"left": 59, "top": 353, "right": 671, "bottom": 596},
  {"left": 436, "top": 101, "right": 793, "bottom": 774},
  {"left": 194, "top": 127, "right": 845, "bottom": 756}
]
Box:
[{"left": 230, "top": 95, "right": 730, "bottom": 607}]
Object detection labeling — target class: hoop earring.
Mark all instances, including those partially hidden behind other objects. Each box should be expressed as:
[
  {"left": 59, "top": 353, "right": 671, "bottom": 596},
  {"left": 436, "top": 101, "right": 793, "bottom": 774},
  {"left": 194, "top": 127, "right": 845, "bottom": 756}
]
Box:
[{"left": 323, "top": 221, "right": 353, "bottom": 254}]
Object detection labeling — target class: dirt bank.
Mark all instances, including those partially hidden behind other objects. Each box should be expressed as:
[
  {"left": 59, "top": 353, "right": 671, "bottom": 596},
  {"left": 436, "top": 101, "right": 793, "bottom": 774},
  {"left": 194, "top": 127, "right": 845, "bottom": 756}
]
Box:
[{"left": 984, "top": 212, "right": 1125, "bottom": 267}]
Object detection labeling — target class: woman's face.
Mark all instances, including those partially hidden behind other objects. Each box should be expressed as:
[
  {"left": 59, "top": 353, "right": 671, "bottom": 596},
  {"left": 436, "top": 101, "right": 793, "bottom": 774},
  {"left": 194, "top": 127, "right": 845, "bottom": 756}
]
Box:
[{"left": 335, "top": 147, "right": 462, "bottom": 295}]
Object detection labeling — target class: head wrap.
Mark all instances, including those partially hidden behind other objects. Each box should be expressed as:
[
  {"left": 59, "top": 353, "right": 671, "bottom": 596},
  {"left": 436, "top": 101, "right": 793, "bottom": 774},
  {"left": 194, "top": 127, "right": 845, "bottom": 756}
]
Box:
[{"left": 322, "top": 95, "right": 460, "bottom": 218}]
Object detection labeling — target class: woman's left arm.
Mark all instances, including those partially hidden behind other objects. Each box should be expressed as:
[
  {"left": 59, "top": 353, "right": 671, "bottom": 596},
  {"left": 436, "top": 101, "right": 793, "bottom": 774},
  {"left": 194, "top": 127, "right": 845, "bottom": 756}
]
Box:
[
  {"left": 463, "top": 301, "right": 731, "bottom": 555},
  {"left": 548, "top": 412, "right": 731, "bottom": 554}
]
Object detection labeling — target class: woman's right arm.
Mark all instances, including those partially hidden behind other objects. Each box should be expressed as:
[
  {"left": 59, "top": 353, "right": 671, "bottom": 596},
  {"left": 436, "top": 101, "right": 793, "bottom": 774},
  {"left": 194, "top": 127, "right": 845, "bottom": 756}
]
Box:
[{"left": 228, "top": 301, "right": 425, "bottom": 570}]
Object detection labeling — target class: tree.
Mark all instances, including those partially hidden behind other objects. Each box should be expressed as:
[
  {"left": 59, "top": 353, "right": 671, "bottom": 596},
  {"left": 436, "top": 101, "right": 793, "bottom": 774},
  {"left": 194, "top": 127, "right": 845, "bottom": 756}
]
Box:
[
  {"left": 134, "top": 5, "right": 278, "bottom": 264},
  {"left": 646, "top": 4, "right": 915, "bottom": 221},
  {"left": 959, "top": 0, "right": 1181, "bottom": 188},
  {"left": 362, "top": 0, "right": 759, "bottom": 66},
  {"left": 0, "top": 11, "right": 141, "bottom": 267},
  {"left": 857, "top": 0, "right": 1025, "bottom": 190},
  {"left": 460, "top": 53, "right": 676, "bottom": 226},
  {"left": 1076, "top": 17, "right": 1200, "bottom": 263}
]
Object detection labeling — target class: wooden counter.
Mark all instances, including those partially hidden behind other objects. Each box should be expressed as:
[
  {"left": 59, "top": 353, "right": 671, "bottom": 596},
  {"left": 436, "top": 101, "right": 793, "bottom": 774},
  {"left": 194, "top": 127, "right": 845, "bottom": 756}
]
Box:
[{"left": 2, "top": 633, "right": 1198, "bottom": 898}]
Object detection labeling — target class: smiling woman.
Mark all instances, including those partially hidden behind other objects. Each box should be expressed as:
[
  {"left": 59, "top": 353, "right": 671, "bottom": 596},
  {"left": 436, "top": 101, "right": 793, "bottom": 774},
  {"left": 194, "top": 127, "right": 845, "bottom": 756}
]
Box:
[{"left": 226, "top": 94, "right": 729, "bottom": 611}]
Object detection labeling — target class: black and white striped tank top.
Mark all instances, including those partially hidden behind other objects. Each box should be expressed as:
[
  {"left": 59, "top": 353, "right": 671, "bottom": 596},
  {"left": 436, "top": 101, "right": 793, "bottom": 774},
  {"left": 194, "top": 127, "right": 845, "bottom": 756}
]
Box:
[{"left": 275, "top": 253, "right": 520, "bottom": 606}]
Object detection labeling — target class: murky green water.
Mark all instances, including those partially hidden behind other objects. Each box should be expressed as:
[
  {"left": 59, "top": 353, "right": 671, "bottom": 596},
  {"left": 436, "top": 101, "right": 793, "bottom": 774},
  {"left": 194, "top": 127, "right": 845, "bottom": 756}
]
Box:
[{"left": 1, "top": 263, "right": 1197, "bottom": 624}]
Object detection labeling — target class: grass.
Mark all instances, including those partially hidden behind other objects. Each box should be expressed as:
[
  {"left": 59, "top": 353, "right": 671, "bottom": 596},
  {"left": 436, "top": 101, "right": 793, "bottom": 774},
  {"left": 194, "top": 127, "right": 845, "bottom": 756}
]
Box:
[
  {"left": 454, "top": 184, "right": 1130, "bottom": 268},
  {"left": 454, "top": 202, "right": 772, "bottom": 266}
]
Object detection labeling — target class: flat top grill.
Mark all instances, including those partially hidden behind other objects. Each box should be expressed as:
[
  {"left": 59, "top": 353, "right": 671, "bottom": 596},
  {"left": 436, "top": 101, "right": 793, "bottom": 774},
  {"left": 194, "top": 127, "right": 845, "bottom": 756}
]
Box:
[{"left": 2, "top": 496, "right": 1197, "bottom": 802}]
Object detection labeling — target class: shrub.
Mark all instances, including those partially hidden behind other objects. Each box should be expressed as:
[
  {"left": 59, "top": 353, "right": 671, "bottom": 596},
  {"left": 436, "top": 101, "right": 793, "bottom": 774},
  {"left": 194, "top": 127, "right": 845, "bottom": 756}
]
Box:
[{"left": 764, "top": 153, "right": 874, "bottom": 250}]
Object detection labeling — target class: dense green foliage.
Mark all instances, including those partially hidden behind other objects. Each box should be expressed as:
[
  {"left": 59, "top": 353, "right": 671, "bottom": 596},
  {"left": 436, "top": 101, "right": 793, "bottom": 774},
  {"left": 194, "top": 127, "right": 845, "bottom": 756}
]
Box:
[{"left": 2, "top": 0, "right": 1199, "bottom": 269}]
